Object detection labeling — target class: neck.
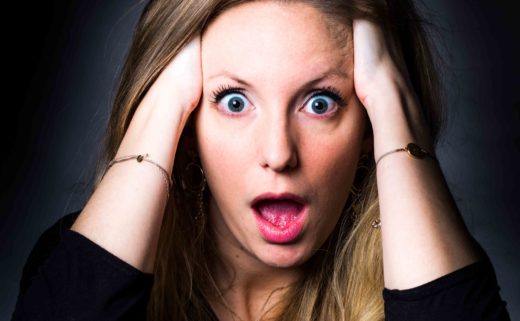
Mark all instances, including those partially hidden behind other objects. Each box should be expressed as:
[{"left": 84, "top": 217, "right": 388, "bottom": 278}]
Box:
[{"left": 210, "top": 272, "right": 293, "bottom": 321}]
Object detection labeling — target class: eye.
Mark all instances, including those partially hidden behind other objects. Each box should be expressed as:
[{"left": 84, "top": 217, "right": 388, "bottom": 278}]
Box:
[
  {"left": 210, "top": 85, "right": 252, "bottom": 116},
  {"left": 301, "top": 87, "right": 346, "bottom": 117},
  {"left": 220, "top": 93, "right": 250, "bottom": 114},
  {"left": 305, "top": 95, "right": 335, "bottom": 115}
]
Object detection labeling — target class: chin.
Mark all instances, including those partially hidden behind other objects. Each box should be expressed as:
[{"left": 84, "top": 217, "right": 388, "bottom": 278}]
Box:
[{"left": 255, "top": 242, "right": 316, "bottom": 268}]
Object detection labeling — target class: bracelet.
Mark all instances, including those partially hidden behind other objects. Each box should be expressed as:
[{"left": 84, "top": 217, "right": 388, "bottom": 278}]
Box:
[
  {"left": 376, "top": 143, "right": 435, "bottom": 166},
  {"left": 107, "top": 153, "right": 173, "bottom": 198}
]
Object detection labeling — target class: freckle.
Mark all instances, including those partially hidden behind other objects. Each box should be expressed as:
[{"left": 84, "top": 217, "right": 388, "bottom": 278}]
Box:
[{"left": 235, "top": 255, "right": 240, "bottom": 258}]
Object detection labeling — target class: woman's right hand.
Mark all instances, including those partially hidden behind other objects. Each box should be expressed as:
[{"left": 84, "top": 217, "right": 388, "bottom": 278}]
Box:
[
  {"left": 115, "top": 35, "right": 203, "bottom": 168},
  {"left": 138, "top": 35, "right": 202, "bottom": 123},
  {"left": 72, "top": 35, "right": 203, "bottom": 273}
]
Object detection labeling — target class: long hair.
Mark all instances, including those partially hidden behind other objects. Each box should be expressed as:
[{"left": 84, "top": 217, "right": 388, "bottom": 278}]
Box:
[{"left": 94, "top": 1, "right": 443, "bottom": 320}]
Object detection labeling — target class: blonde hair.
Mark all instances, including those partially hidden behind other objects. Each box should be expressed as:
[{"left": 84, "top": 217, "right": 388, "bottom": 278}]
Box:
[{"left": 94, "top": 1, "right": 443, "bottom": 320}]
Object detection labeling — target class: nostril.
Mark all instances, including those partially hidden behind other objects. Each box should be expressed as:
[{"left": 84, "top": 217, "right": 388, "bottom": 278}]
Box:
[
  {"left": 260, "top": 150, "right": 298, "bottom": 171},
  {"left": 258, "top": 127, "right": 299, "bottom": 171}
]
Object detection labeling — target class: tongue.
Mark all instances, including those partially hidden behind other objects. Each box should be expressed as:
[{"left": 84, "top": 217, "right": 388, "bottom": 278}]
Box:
[{"left": 256, "top": 200, "right": 303, "bottom": 228}]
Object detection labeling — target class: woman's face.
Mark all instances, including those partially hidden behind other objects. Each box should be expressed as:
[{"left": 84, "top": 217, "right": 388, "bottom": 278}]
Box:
[{"left": 195, "top": 2, "right": 371, "bottom": 268}]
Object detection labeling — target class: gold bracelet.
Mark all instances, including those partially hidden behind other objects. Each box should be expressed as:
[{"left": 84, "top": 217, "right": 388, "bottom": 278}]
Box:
[
  {"left": 375, "top": 143, "right": 435, "bottom": 167},
  {"left": 107, "top": 154, "right": 173, "bottom": 198}
]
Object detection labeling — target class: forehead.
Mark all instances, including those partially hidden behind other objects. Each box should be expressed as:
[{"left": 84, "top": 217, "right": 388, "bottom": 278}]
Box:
[{"left": 201, "top": 2, "right": 352, "bottom": 82}]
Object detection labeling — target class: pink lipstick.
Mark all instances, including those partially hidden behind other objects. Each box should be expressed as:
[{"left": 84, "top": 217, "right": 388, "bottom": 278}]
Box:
[{"left": 251, "top": 193, "right": 307, "bottom": 243}]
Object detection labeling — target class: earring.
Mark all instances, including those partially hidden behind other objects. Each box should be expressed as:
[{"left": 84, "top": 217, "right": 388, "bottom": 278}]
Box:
[
  {"left": 181, "top": 161, "right": 207, "bottom": 220},
  {"left": 371, "top": 218, "right": 381, "bottom": 229}
]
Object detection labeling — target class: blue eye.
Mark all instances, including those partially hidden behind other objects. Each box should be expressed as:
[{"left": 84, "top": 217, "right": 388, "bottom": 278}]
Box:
[
  {"left": 210, "top": 85, "right": 252, "bottom": 116},
  {"left": 304, "top": 95, "right": 336, "bottom": 115},
  {"left": 220, "top": 93, "right": 249, "bottom": 113}
]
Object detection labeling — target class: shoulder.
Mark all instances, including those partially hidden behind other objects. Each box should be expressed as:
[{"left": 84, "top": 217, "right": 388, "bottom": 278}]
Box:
[{"left": 19, "top": 209, "right": 83, "bottom": 294}]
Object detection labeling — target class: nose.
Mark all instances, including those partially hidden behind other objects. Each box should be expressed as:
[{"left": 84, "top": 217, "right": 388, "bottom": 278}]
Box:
[{"left": 257, "top": 113, "right": 299, "bottom": 172}]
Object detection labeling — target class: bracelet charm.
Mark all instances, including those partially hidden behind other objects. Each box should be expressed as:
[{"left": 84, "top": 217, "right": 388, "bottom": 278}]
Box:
[
  {"left": 376, "top": 142, "right": 435, "bottom": 166},
  {"left": 406, "top": 143, "right": 429, "bottom": 158}
]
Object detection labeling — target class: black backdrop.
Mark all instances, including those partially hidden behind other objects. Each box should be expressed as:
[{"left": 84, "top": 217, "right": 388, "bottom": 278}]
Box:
[{"left": 2, "top": 1, "right": 519, "bottom": 320}]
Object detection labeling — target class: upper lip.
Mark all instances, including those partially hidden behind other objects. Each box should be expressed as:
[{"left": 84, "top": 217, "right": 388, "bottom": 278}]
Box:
[{"left": 250, "top": 192, "right": 307, "bottom": 207}]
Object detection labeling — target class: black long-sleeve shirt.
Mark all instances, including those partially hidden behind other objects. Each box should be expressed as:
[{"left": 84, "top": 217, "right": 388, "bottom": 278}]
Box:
[{"left": 12, "top": 209, "right": 511, "bottom": 321}]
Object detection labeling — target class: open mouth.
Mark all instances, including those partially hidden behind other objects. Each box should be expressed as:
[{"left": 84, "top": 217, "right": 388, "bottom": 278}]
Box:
[
  {"left": 253, "top": 199, "right": 304, "bottom": 228},
  {"left": 251, "top": 195, "right": 307, "bottom": 243}
]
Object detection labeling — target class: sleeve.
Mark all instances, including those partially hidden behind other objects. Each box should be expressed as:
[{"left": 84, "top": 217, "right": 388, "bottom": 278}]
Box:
[
  {"left": 383, "top": 253, "right": 511, "bottom": 321},
  {"left": 12, "top": 210, "right": 154, "bottom": 321}
]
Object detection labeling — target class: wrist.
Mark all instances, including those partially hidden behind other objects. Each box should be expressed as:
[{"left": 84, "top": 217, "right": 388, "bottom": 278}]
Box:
[
  {"left": 116, "top": 96, "right": 191, "bottom": 172},
  {"left": 362, "top": 70, "right": 411, "bottom": 117},
  {"left": 366, "top": 82, "right": 434, "bottom": 161}
]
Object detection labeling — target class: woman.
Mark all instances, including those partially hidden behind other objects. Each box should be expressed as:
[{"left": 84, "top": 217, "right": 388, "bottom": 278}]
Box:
[{"left": 13, "top": 0, "right": 511, "bottom": 320}]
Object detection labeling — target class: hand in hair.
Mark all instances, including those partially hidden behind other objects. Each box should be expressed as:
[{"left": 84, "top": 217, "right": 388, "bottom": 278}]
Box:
[
  {"left": 352, "top": 19, "right": 482, "bottom": 290},
  {"left": 352, "top": 19, "right": 411, "bottom": 118},
  {"left": 71, "top": 36, "right": 203, "bottom": 273},
  {"left": 142, "top": 35, "right": 203, "bottom": 121}
]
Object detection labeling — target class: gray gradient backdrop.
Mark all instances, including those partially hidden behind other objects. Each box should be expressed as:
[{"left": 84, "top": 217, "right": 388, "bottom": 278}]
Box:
[{"left": 1, "top": 1, "right": 519, "bottom": 320}]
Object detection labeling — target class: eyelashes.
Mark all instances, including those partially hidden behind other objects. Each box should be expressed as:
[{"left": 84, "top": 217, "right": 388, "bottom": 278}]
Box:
[
  {"left": 210, "top": 84, "right": 245, "bottom": 104},
  {"left": 209, "top": 84, "right": 347, "bottom": 108},
  {"left": 309, "top": 86, "right": 347, "bottom": 108},
  {"left": 208, "top": 84, "right": 348, "bottom": 118}
]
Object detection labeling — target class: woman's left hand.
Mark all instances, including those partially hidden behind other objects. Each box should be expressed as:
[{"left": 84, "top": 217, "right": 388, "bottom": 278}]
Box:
[
  {"left": 352, "top": 19, "right": 432, "bottom": 155},
  {"left": 352, "top": 19, "right": 482, "bottom": 290},
  {"left": 352, "top": 19, "right": 412, "bottom": 117}
]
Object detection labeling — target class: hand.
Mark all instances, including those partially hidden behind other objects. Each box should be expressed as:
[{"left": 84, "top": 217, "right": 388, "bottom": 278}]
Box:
[
  {"left": 140, "top": 35, "right": 202, "bottom": 121},
  {"left": 352, "top": 23, "right": 482, "bottom": 292},
  {"left": 73, "top": 36, "right": 203, "bottom": 274},
  {"left": 352, "top": 20, "right": 410, "bottom": 116},
  {"left": 116, "top": 35, "right": 203, "bottom": 171},
  {"left": 352, "top": 19, "right": 433, "bottom": 160}
]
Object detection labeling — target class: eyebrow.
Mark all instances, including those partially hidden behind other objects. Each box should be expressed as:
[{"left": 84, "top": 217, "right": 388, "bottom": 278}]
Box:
[
  {"left": 206, "top": 67, "right": 349, "bottom": 89},
  {"left": 304, "top": 68, "right": 349, "bottom": 87},
  {"left": 207, "top": 71, "right": 252, "bottom": 87}
]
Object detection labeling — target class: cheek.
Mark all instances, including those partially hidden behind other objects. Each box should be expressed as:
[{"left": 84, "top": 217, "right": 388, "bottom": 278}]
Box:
[
  {"left": 302, "top": 133, "right": 358, "bottom": 210},
  {"left": 193, "top": 106, "right": 250, "bottom": 208},
  {"left": 299, "top": 109, "right": 366, "bottom": 228},
  {"left": 301, "top": 113, "right": 364, "bottom": 192},
  {"left": 305, "top": 148, "right": 357, "bottom": 246}
]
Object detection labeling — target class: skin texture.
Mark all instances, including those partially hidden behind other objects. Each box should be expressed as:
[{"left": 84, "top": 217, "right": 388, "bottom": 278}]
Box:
[
  {"left": 197, "top": 2, "right": 368, "bottom": 269},
  {"left": 198, "top": 2, "right": 369, "bottom": 265},
  {"left": 194, "top": 2, "right": 371, "bottom": 319}
]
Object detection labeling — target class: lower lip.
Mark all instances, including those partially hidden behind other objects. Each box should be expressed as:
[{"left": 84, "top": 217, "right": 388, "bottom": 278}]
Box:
[{"left": 253, "top": 205, "right": 307, "bottom": 244}]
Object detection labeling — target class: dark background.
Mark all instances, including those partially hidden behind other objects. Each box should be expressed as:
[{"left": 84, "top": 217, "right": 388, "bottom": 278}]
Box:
[{"left": 1, "top": 1, "right": 519, "bottom": 320}]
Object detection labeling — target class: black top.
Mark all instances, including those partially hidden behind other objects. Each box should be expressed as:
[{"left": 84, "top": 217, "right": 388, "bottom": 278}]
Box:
[{"left": 12, "top": 210, "right": 511, "bottom": 321}]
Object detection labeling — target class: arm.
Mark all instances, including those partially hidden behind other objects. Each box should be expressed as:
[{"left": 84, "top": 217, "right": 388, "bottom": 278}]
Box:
[
  {"left": 352, "top": 20, "right": 482, "bottom": 290},
  {"left": 70, "top": 36, "right": 202, "bottom": 273},
  {"left": 13, "top": 214, "right": 154, "bottom": 321}
]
